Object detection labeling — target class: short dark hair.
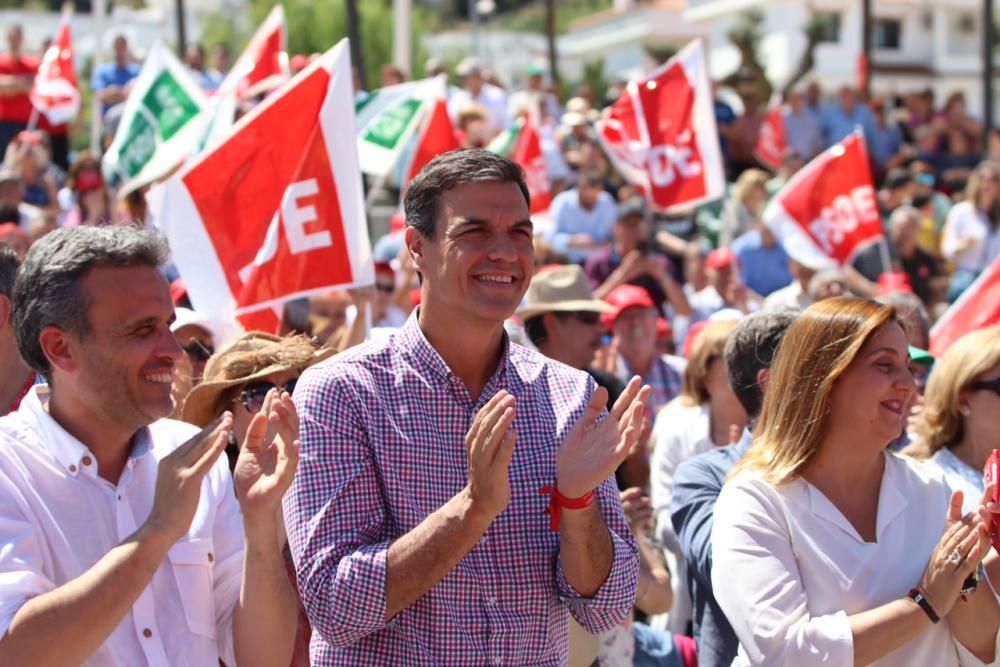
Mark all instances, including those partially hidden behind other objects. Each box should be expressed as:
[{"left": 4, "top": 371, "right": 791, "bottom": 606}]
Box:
[
  {"left": 724, "top": 308, "right": 798, "bottom": 419},
  {"left": 524, "top": 314, "right": 548, "bottom": 346},
  {"left": 12, "top": 226, "right": 170, "bottom": 380},
  {"left": 576, "top": 170, "right": 605, "bottom": 189},
  {"left": 0, "top": 245, "right": 18, "bottom": 299},
  {"left": 404, "top": 149, "right": 530, "bottom": 240}
]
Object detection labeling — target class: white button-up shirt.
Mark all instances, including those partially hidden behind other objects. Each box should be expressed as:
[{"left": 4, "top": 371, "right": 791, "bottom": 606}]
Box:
[
  {"left": 712, "top": 450, "right": 1000, "bottom": 666},
  {"left": 0, "top": 386, "right": 244, "bottom": 666}
]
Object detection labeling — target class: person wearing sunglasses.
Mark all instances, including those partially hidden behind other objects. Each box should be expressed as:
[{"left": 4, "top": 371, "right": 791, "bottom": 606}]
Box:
[
  {"left": 182, "top": 332, "right": 334, "bottom": 471},
  {"left": 904, "top": 326, "right": 1000, "bottom": 514},
  {"left": 182, "top": 332, "right": 335, "bottom": 667},
  {"left": 170, "top": 307, "right": 217, "bottom": 382}
]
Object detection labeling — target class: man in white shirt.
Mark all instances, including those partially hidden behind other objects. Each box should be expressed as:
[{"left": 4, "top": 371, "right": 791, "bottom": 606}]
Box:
[
  {"left": 0, "top": 246, "right": 34, "bottom": 414},
  {"left": 447, "top": 57, "right": 508, "bottom": 137},
  {"left": 0, "top": 226, "right": 299, "bottom": 666}
]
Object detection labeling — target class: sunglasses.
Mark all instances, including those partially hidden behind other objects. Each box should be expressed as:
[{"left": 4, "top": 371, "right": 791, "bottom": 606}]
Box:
[
  {"left": 181, "top": 341, "right": 214, "bottom": 363},
  {"left": 240, "top": 379, "right": 297, "bottom": 413},
  {"left": 375, "top": 282, "right": 395, "bottom": 294},
  {"left": 971, "top": 377, "right": 1000, "bottom": 397},
  {"left": 558, "top": 311, "right": 602, "bottom": 326}
]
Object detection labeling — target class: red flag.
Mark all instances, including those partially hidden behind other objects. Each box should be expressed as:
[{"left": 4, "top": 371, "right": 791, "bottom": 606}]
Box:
[
  {"left": 754, "top": 104, "right": 787, "bottom": 171},
  {"left": 150, "top": 40, "right": 373, "bottom": 326},
  {"left": 511, "top": 115, "right": 551, "bottom": 214},
  {"left": 763, "top": 130, "right": 883, "bottom": 269},
  {"left": 405, "top": 98, "right": 460, "bottom": 184},
  {"left": 218, "top": 5, "right": 289, "bottom": 101},
  {"left": 30, "top": 11, "right": 79, "bottom": 125},
  {"left": 596, "top": 40, "right": 725, "bottom": 213},
  {"left": 930, "top": 256, "right": 1000, "bottom": 357}
]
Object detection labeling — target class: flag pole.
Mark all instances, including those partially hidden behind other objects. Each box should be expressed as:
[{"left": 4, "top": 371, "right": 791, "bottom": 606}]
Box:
[{"left": 90, "top": 0, "right": 106, "bottom": 153}]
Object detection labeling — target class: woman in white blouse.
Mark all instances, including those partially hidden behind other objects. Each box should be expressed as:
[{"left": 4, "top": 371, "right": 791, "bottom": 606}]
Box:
[
  {"left": 904, "top": 327, "right": 1000, "bottom": 514},
  {"left": 941, "top": 162, "right": 1000, "bottom": 301},
  {"left": 712, "top": 297, "right": 1000, "bottom": 666},
  {"left": 650, "top": 319, "right": 747, "bottom": 633}
]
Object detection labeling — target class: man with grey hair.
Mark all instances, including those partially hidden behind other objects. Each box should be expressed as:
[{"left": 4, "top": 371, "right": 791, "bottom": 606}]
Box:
[
  {"left": 889, "top": 204, "right": 942, "bottom": 306},
  {"left": 0, "top": 226, "right": 298, "bottom": 666},
  {"left": 0, "top": 245, "right": 33, "bottom": 413}
]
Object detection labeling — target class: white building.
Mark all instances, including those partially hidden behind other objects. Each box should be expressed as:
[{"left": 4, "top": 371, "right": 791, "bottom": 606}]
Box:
[{"left": 684, "top": 0, "right": 996, "bottom": 121}]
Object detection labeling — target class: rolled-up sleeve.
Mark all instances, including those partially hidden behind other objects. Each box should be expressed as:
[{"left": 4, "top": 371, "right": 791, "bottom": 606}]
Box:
[
  {"left": 283, "top": 363, "right": 390, "bottom": 648},
  {"left": 711, "top": 477, "right": 854, "bottom": 666},
  {"left": 555, "top": 474, "right": 639, "bottom": 635}
]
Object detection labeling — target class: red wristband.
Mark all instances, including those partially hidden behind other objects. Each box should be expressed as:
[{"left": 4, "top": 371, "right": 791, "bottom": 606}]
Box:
[{"left": 539, "top": 485, "right": 595, "bottom": 531}]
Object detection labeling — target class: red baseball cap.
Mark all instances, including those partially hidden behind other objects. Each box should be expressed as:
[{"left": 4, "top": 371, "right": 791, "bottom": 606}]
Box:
[
  {"left": 876, "top": 271, "right": 913, "bottom": 295},
  {"left": 602, "top": 284, "right": 655, "bottom": 328},
  {"left": 705, "top": 247, "right": 735, "bottom": 270},
  {"left": 170, "top": 278, "right": 188, "bottom": 305}
]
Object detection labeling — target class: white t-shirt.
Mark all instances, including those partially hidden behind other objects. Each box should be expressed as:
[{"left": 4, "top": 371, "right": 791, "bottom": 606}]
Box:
[
  {"left": 941, "top": 200, "right": 1000, "bottom": 273},
  {"left": 0, "top": 387, "right": 243, "bottom": 666},
  {"left": 712, "top": 451, "right": 1000, "bottom": 666},
  {"left": 447, "top": 83, "right": 509, "bottom": 134}
]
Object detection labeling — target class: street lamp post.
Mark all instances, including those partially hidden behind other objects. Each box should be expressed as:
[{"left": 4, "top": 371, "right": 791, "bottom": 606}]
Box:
[
  {"left": 175, "top": 0, "right": 187, "bottom": 58},
  {"left": 861, "top": 0, "right": 872, "bottom": 96}
]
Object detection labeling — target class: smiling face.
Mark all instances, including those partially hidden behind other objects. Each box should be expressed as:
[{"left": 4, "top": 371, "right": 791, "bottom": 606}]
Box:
[
  {"left": 961, "top": 364, "right": 1000, "bottom": 456},
  {"left": 543, "top": 311, "right": 606, "bottom": 370},
  {"left": 827, "top": 321, "right": 916, "bottom": 447},
  {"left": 67, "top": 265, "right": 183, "bottom": 431},
  {"left": 408, "top": 180, "right": 533, "bottom": 329}
]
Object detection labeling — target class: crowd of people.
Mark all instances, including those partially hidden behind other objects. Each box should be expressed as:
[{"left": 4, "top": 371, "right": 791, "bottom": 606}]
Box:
[{"left": 0, "top": 18, "right": 1000, "bottom": 667}]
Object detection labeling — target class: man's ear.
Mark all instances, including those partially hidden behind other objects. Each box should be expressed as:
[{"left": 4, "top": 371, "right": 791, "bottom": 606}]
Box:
[
  {"left": 38, "top": 326, "right": 78, "bottom": 377},
  {"left": 756, "top": 368, "right": 771, "bottom": 394},
  {"left": 0, "top": 295, "right": 10, "bottom": 331},
  {"left": 405, "top": 226, "right": 426, "bottom": 274}
]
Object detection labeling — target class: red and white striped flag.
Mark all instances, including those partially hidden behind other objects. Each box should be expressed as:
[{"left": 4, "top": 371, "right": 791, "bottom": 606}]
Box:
[
  {"left": 149, "top": 39, "right": 373, "bottom": 331},
  {"left": 596, "top": 40, "right": 725, "bottom": 213},
  {"left": 930, "top": 256, "right": 1000, "bottom": 357},
  {"left": 404, "top": 91, "right": 460, "bottom": 185},
  {"left": 763, "top": 130, "right": 883, "bottom": 269},
  {"left": 30, "top": 10, "right": 79, "bottom": 126},
  {"left": 754, "top": 104, "right": 787, "bottom": 171}
]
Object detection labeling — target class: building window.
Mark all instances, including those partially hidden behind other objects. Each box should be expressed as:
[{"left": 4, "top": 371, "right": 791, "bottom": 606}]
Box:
[
  {"left": 875, "top": 18, "right": 902, "bottom": 50},
  {"left": 816, "top": 12, "right": 841, "bottom": 43}
]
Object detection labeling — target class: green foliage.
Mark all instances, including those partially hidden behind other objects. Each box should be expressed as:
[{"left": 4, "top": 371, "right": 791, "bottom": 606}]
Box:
[
  {"left": 494, "top": 0, "right": 611, "bottom": 35},
  {"left": 643, "top": 42, "right": 678, "bottom": 67},
  {"left": 199, "top": 0, "right": 431, "bottom": 87}
]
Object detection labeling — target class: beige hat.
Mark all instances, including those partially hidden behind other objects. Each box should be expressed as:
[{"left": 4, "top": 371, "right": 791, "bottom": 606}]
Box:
[
  {"left": 181, "top": 332, "right": 335, "bottom": 428},
  {"left": 516, "top": 264, "right": 614, "bottom": 321}
]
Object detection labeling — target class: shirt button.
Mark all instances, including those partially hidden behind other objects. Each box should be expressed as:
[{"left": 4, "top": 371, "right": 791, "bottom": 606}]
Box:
[
  {"left": 479, "top": 536, "right": 487, "bottom": 546},
  {"left": 493, "top": 656, "right": 502, "bottom": 665},
  {"left": 117, "top": 494, "right": 122, "bottom": 501},
  {"left": 207, "top": 552, "right": 214, "bottom": 563},
  {"left": 68, "top": 464, "right": 76, "bottom": 473},
  {"left": 82, "top": 456, "right": 93, "bottom": 466},
  {"left": 142, "top": 628, "right": 152, "bottom": 638},
  {"left": 489, "top": 596, "right": 497, "bottom": 605}
]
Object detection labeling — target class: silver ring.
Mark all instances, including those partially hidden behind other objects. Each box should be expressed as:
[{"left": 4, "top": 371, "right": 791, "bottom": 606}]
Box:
[{"left": 946, "top": 548, "right": 963, "bottom": 566}]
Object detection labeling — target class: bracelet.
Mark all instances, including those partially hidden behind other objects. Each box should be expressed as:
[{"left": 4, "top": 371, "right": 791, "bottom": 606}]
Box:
[
  {"left": 908, "top": 587, "right": 940, "bottom": 624},
  {"left": 539, "top": 485, "right": 595, "bottom": 531}
]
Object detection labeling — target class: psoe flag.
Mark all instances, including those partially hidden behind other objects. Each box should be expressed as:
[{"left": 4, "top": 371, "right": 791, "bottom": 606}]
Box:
[
  {"left": 150, "top": 39, "right": 373, "bottom": 326},
  {"left": 930, "top": 256, "right": 1000, "bottom": 357},
  {"left": 754, "top": 103, "right": 787, "bottom": 171},
  {"left": 30, "top": 9, "right": 80, "bottom": 126},
  {"left": 763, "top": 129, "right": 883, "bottom": 270},
  {"left": 596, "top": 39, "right": 725, "bottom": 213}
]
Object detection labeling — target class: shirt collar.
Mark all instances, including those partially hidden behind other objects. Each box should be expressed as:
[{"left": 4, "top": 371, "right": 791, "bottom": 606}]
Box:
[
  {"left": 18, "top": 385, "right": 152, "bottom": 476},
  {"left": 805, "top": 450, "right": 908, "bottom": 543},
  {"left": 396, "top": 309, "right": 512, "bottom": 393}
]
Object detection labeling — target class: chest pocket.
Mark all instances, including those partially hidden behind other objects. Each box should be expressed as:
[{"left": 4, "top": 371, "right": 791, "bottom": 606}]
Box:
[{"left": 167, "top": 537, "right": 217, "bottom": 639}]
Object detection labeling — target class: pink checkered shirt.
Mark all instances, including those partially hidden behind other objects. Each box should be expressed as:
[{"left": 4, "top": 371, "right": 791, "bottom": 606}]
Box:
[{"left": 284, "top": 313, "right": 639, "bottom": 666}]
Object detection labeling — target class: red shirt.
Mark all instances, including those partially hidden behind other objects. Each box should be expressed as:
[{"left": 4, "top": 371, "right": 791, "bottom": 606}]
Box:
[{"left": 0, "top": 52, "right": 39, "bottom": 123}]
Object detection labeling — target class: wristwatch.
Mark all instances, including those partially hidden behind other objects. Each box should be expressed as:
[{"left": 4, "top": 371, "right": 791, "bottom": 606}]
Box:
[
  {"left": 961, "top": 562, "right": 986, "bottom": 598},
  {"left": 908, "top": 587, "right": 940, "bottom": 623}
]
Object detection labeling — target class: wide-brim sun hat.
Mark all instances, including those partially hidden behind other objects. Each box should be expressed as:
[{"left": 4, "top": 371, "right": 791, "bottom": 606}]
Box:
[
  {"left": 516, "top": 264, "right": 613, "bottom": 321},
  {"left": 181, "top": 332, "right": 335, "bottom": 428}
]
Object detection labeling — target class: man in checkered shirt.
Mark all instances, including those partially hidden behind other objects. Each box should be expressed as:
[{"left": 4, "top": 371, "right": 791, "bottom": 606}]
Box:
[{"left": 284, "top": 150, "right": 647, "bottom": 665}]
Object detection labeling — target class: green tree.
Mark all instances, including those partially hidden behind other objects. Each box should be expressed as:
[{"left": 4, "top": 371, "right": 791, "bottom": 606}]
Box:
[{"left": 199, "top": 0, "right": 431, "bottom": 87}]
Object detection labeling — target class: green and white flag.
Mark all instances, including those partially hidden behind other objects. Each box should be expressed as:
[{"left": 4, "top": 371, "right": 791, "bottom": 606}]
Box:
[
  {"left": 355, "top": 76, "right": 442, "bottom": 177},
  {"left": 102, "top": 42, "right": 208, "bottom": 195}
]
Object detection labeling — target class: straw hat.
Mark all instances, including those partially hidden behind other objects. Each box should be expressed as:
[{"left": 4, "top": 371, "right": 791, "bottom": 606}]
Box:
[
  {"left": 181, "top": 332, "right": 335, "bottom": 427},
  {"left": 516, "top": 264, "right": 613, "bottom": 321}
]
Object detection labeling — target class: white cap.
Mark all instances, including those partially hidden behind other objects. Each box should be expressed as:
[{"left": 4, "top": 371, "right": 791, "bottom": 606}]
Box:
[{"left": 171, "top": 307, "right": 218, "bottom": 344}]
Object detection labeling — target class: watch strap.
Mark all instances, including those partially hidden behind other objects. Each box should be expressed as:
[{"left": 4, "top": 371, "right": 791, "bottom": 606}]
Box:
[{"left": 909, "top": 587, "right": 940, "bottom": 624}]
